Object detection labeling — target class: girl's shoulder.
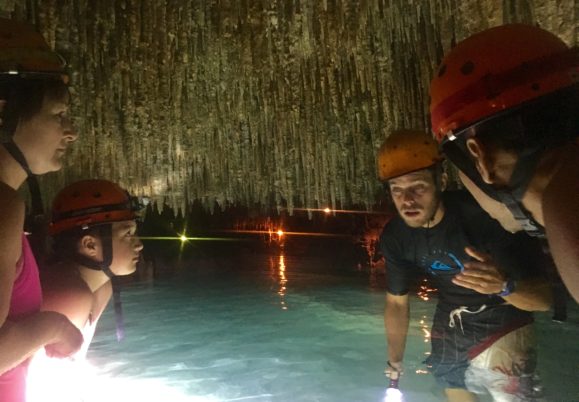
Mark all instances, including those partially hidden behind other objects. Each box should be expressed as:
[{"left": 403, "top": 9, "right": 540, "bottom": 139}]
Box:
[{"left": 41, "top": 272, "right": 94, "bottom": 329}]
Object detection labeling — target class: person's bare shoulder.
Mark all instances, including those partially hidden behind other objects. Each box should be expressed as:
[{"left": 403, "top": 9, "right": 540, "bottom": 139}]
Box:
[
  {"left": 543, "top": 152, "right": 579, "bottom": 301},
  {"left": 42, "top": 269, "right": 94, "bottom": 329}
]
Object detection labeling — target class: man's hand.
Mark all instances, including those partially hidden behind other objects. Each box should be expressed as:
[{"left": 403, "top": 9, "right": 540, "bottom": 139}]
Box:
[
  {"left": 452, "top": 246, "right": 506, "bottom": 295},
  {"left": 384, "top": 360, "right": 404, "bottom": 379}
]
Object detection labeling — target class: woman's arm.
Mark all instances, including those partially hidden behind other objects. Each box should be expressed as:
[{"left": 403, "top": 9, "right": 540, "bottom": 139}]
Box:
[
  {"left": 0, "top": 311, "right": 83, "bottom": 372},
  {"left": 0, "top": 193, "right": 82, "bottom": 374}
]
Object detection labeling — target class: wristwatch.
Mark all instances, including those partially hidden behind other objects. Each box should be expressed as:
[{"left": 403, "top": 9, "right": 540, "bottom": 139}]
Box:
[{"left": 497, "top": 278, "right": 516, "bottom": 297}]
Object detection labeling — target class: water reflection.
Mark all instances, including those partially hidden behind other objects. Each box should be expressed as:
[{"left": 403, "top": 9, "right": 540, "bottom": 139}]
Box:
[
  {"left": 417, "top": 278, "right": 436, "bottom": 302},
  {"left": 416, "top": 285, "right": 433, "bottom": 377},
  {"left": 270, "top": 254, "right": 288, "bottom": 310},
  {"left": 278, "top": 254, "right": 288, "bottom": 310}
]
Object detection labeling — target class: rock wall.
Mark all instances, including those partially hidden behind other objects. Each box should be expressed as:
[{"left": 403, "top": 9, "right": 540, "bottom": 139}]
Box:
[{"left": 1, "top": 0, "right": 576, "bottom": 213}]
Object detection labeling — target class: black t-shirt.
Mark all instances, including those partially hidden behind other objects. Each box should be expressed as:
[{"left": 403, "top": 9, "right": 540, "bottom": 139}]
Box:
[{"left": 380, "top": 191, "right": 546, "bottom": 308}]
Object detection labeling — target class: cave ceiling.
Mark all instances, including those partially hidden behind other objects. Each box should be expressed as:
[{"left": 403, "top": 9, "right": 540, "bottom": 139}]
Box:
[{"left": 0, "top": 0, "right": 576, "bottom": 214}]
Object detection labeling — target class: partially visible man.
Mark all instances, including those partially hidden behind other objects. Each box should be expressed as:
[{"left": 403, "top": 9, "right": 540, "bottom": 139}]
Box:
[
  {"left": 378, "top": 130, "right": 551, "bottom": 402},
  {"left": 429, "top": 24, "right": 579, "bottom": 302}
]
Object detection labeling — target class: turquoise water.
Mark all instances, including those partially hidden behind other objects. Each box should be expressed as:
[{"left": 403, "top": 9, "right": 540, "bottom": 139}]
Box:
[{"left": 88, "top": 249, "right": 579, "bottom": 402}]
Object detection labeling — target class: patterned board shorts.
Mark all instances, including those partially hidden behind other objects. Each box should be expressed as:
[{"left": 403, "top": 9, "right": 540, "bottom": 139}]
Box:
[
  {"left": 465, "top": 324, "right": 542, "bottom": 401},
  {"left": 426, "top": 303, "right": 541, "bottom": 401}
]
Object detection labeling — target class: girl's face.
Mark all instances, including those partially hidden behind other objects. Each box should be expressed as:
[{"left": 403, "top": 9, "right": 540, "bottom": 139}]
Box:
[
  {"left": 109, "top": 220, "right": 144, "bottom": 276},
  {"left": 12, "top": 92, "right": 78, "bottom": 174}
]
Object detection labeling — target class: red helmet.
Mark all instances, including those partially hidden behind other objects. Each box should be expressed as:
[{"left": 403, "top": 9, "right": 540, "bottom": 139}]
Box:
[
  {"left": 430, "top": 24, "right": 579, "bottom": 142},
  {"left": 50, "top": 180, "right": 142, "bottom": 236},
  {"left": 0, "top": 18, "right": 68, "bottom": 82}
]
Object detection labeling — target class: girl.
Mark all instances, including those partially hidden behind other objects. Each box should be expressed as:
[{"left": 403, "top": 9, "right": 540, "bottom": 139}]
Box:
[{"left": 42, "top": 179, "right": 144, "bottom": 357}]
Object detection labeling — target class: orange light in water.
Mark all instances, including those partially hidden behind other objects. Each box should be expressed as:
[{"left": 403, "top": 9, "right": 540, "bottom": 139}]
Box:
[
  {"left": 223, "top": 229, "right": 349, "bottom": 238},
  {"left": 290, "top": 207, "right": 387, "bottom": 215},
  {"left": 420, "top": 314, "right": 430, "bottom": 344},
  {"left": 278, "top": 254, "right": 288, "bottom": 310},
  {"left": 277, "top": 229, "right": 284, "bottom": 237},
  {"left": 417, "top": 280, "right": 437, "bottom": 301}
]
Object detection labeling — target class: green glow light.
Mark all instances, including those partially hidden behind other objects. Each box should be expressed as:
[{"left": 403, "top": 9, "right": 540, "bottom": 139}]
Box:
[{"left": 138, "top": 236, "right": 238, "bottom": 242}]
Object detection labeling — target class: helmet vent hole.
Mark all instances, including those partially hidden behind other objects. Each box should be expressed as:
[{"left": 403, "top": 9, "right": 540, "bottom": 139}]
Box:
[
  {"left": 437, "top": 64, "right": 447, "bottom": 77},
  {"left": 105, "top": 214, "right": 110, "bottom": 218},
  {"left": 531, "top": 83, "right": 540, "bottom": 91},
  {"left": 93, "top": 192, "right": 102, "bottom": 198},
  {"left": 460, "top": 61, "right": 475, "bottom": 75}
]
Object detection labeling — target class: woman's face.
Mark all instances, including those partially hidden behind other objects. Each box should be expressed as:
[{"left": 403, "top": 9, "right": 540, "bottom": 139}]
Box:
[{"left": 12, "top": 92, "right": 78, "bottom": 174}]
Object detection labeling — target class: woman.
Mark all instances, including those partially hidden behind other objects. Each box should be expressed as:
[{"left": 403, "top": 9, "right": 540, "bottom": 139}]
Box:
[{"left": 0, "top": 18, "right": 83, "bottom": 401}]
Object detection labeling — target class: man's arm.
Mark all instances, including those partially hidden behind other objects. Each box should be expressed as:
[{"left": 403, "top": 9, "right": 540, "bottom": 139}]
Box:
[
  {"left": 384, "top": 292, "right": 410, "bottom": 365},
  {"left": 453, "top": 247, "right": 551, "bottom": 311},
  {"left": 502, "top": 278, "right": 551, "bottom": 311},
  {"left": 543, "top": 160, "right": 579, "bottom": 303}
]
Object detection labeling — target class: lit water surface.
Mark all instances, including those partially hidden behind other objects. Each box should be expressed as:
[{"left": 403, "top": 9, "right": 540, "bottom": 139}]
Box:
[{"left": 86, "top": 250, "right": 579, "bottom": 402}]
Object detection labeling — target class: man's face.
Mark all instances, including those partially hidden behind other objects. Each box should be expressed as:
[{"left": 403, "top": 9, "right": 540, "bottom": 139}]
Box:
[
  {"left": 464, "top": 137, "right": 518, "bottom": 188},
  {"left": 388, "top": 169, "right": 441, "bottom": 228},
  {"left": 458, "top": 171, "right": 522, "bottom": 233}
]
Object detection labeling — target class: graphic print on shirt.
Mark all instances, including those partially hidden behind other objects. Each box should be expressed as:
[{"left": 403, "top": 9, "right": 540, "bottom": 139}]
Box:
[{"left": 421, "top": 249, "right": 465, "bottom": 277}]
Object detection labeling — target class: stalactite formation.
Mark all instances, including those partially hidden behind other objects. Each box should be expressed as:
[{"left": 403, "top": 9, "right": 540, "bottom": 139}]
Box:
[{"left": 1, "top": 0, "right": 576, "bottom": 214}]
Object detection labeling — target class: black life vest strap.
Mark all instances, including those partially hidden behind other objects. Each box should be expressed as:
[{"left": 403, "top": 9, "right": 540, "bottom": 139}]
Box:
[{"left": 2, "top": 141, "right": 44, "bottom": 215}]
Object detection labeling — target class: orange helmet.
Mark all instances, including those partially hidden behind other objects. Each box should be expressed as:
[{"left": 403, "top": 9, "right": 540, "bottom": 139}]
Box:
[
  {"left": 50, "top": 180, "right": 143, "bottom": 236},
  {"left": 0, "top": 18, "right": 68, "bottom": 82},
  {"left": 430, "top": 24, "right": 579, "bottom": 142},
  {"left": 377, "top": 129, "right": 443, "bottom": 181}
]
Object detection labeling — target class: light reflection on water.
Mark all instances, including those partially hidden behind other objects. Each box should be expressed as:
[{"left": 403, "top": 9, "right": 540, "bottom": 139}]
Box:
[
  {"left": 77, "top": 250, "right": 579, "bottom": 402},
  {"left": 269, "top": 254, "right": 288, "bottom": 310}
]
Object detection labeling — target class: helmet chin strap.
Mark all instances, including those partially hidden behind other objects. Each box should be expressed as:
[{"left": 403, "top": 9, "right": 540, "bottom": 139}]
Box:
[
  {"left": 3, "top": 140, "right": 32, "bottom": 176},
  {"left": 73, "top": 224, "right": 125, "bottom": 341},
  {"left": 73, "top": 224, "right": 115, "bottom": 278},
  {"left": 453, "top": 145, "right": 545, "bottom": 237},
  {"left": 428, "top": 164, "right": 444, "bottom": 226},
  {"left": 495, "top": 145, "right": 546, "bottom": 237},
  {"left": 3, "top": 141, "right": 44, "bottom": 215},
  {"left": 3, "top": 141, "right": 49, "bottom": 260}
]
